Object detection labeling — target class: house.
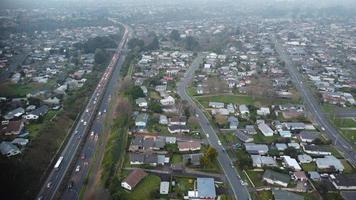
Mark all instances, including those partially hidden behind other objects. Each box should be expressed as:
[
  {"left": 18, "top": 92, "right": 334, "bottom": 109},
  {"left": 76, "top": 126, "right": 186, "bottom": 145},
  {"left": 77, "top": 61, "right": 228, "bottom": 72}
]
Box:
[
  {"left": 316, "top": 156, "right": 344, "bottom": 172},
  {"left": 177, "top": 141, "right": 201, "bottom": 152},
  {"left": 168, "top": 124, "right": 190, "bottom": 134},
  {"left": 263, "top": 170, "right": 291, "bottom": 187},
  {"left": 211, "top": 108, "right": 229, "bottom": 116},
  {"left": 160, "top": 96, "right": 175, "bottom": 106},
  {"left": 0, "top": 120, "right": 24, "bottom": 136},
  {"left": 239, "top": 104, "right": 249, "bottom": 115},
  {"left": 330, "top": 174, "right": 356, "bottom": 190},
  {"left": 251, "top": 155, "right": 277, "bottom": 168},
  {"left": 4, "top": 107, "right": 25, "bottom": 120},
  {"left": 0, "top": 141, "right": 21, "bottom": 157},
  {"left": 235, "top": 130, "right": 254, "bottom": 143},
  {"left": 244, "top": 143, "right": 269, "bottom": 155},
  {"left": 11, "top": 138, "right": 29, "bottom": 146},
  {"left": 257, "top": 107, "right": 270, "bottom": 116},
  {"left": 293, "top": 171, "right": 308, "bottom": 182},
  {"left": 169, "top": 116, "right": 187, "bottom": 125},
  {"left": 121, "top": 169, "right": 148, "bottom": 191},
  {"left": 140, "top": 86, "right": 148, "bottom": 95},
  {"left": 196, "top": 85, "right": 204, "bottom": 94},
  {"left": 209, "top": 102, "right": 224, "bottom": 108},
  {"left": 165, "top": 136, "right": 176, "bottom": 144},
  {"left": 24, "top": 105, "right": 49, "bottom": 120},
  {"left": 245, "top": 125, "right": 257, "bottom": 134},
  {"left": 278, "top": 130, "right": 292, "bottom": 138},
  {"left": 272, "top": 189, "right": 303, "bottom": 200},
  {"left": 298, "top": 154, "right": 313, "bottom": 164},
  {"left": 135, "top": 98, "right": 148, "bottom": 108},
  {"left": 228, "top": 116, "right": 239, "bottom": 129},
  {"left": 299, "top": 131, "right": 319, "bottom": 143},
  {"left": 43, "top": 96, "right": 60, "bottom": 105},
  {"left": 282, "top": 156, "right": 302, "bottom": 171},
  {"left": 135, "top": 113, "right": 148, "bottom": 130},
  {"left": 308, "top": 171, "right": 321, "bottom": 181},
  {"left": 159, "top": 115, "right": 168, "bottom": 125},
  {"left": 288, "top": 142, "right": 300, "bottom": 149},
  {"left": 195, "top": 178, "right": 216, "bottom": 199},
  {"left": 183, "top": 153, "right": 203, "bottom": 166},
  {"left": 160, "top": 181, "right": 170, "bottom": 195},
  {"left": 302, "top": 144, "right": 332, "bottom": 156},
  {"left": 284, "top": 122, "right": 306, "bottom": 130},
  {"left": 258, "top": 123, "right": 274, "bottom": 136},
  {"left": 275, "top": 143, "right": 288, "bottom": 151}
]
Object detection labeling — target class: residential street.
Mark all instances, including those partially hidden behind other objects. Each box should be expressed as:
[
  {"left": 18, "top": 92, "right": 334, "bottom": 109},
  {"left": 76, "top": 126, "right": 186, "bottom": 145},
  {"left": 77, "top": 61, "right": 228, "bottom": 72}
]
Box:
[
  {"left": 177, "top": 54, "right": 251, "bottom": 200},
  {"left": 274, "top": 38, "right": 356, "bottom": 166}
]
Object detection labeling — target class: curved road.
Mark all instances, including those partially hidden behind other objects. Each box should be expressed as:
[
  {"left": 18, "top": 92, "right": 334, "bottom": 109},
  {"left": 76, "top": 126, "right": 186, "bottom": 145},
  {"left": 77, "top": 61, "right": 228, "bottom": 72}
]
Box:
[
  {"left": 274, "top": 38, "right": 356, "bottom": 166},
  {"left": 177, "top": 54, "right": 251, "bottom": 200}
]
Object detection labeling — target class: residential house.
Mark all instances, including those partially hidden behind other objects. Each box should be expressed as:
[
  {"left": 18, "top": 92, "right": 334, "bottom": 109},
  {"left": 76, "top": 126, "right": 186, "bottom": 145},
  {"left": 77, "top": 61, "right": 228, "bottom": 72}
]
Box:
[
  {"left": 302, "top": 144, "right": 332, "bottom": 156},
  {"left": 0, "top": 120, "right": 24, "bottom": 136},
  {"left": 258, "top": 123, "right": 274, "bottom": 136},
  {"left": 135, "top": 98, "right": 148, "bottom": 108},
  {"left": 316, "top": 156, "right": 344, "bottom": 172},
  {"left": 244, "top": 143, "right": 269, "bottom": 155},
  {"left": 188, "top": 178, "right": 216, "bottom": 200},
  {"left": 209, "top": 102, "right": 224, "bottom": 108},
  {"left": 239, "top": 104, "right": 249, "bottom": 115},
  {"left": 275, "top": 143, "right": 288, "bottom": 151},
  {"left": 257, "top": 107, "right": 270, "bottom": 116},
  {"left": 272, "top": 189, "right": 303, "bottom": 200},
  {"left": 121, "top": 169, "right": 148, "bottom": 191},
  {"left": 308, "top": 171, "right": 321, "bottom": 181},
  {"left": 228, "top": 116, "right": 239, "bottom": 129},
  {"left": 160, "top": 181, "right": 170, "bottom": 195},
  {"left": 11, "top": 138, "right": 29, "bottom": 146},
  {"left": 168, "top": 124, "right": 190, "bottom": 134},
  {"left": 293, "top": 171, "right": 308, "bottom": 182},
  {"left": 263, "top": 170, "right": 291, "bottom": 187},
  {"left": 235, "top": 130, "right": 254, "bottom": 143},
  {"left": 24, "top": 105, "right": 49, "bottom": 120},
  {"left": 245, "top": 125, "right": 257, "bottom": 134},
  {"left": 160, "top": 96, "right": 175, "bottom": 106},
  {"left": 4, "top": 107, "right": 25, "bottom": 120},
  {"left": 251, "top": 155, "right": 277, "bottom": 168},
  {"left": 196, "top": 85, "right": 204, "bottom": 94},
  {"left": 135, "top": 113, "right": 148, "bottom": 130},
  {"left": 177, "top": 141, "right": 201, "bottom": 152},
  {"left": 282, "top": 156, "right": 302, "bottom": 171},
  {"left": 0, "top": 141, "right": 21, "bottom": 157},
  {"left": 183, "top": 153, "right": 203, "bottom": 166},
  {"left": 299, "top": 131, "right": 319, "bottom": 143},
  {"left": 298, "top": 154, "right": 313, "bottom": 164}
]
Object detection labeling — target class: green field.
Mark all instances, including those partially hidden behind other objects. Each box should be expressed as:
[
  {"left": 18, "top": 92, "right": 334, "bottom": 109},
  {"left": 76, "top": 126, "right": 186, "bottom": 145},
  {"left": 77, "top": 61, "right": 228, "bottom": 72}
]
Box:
[
  {"left": 256, "top": 190, "right": 273, "bottom": 200},
  {"left": 27, "top": 110, "right": 59, "bottom": 139},
  {"left": 301, "top": 162, "right": 317, "bottom": 172},
  {"left": 252, "top": 133, "right": 280, "bottom": 144},
  {"left": 246, "top": 170, "right": 265, "bottom": 187},
  {"left": 171, "top": 154, "right": 183, "bottom": 164},
  {"left": 174, "top": 177, "right": 195, "bottom": 194},
  {"left": 342, "top": 160, "right": 355, "bottom": 174},
  {"left": 340, "top": 130, "right": 356, "bottom": 144},
  {"left": 128, "top": 175, "right": 161, "bottom": 200}
]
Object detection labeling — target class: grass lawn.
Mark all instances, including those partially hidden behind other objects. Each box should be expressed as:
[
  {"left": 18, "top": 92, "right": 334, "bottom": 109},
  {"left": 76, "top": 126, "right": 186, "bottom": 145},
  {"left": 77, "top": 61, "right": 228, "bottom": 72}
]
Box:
[
  {"left": 174, "top": 177, "right": 195, "bottom": 194},
  {"left": 321, "top": 104, "right": 337, "bottom": 114},
  {"left": 128, "top": 175, "right": 161, "bottom": 200},
  {"left": 333, "top": 118, "right": 356, "bottom": 128},
  {"left": 187, "top": 86, "right": 196, "bottom": 96},
  {"left": 340, "top": 130, "right": 356, "bottom": 144},
  {"left": 0, "top": 82, "right": 37, "bottom": 97},
  {"left": 252, "top": 133, "right": 280, "bottom": 144},
  {"left": 171, "top": 154, "right": 183, "bottom": 164},
  {"left": 195, "top": 94, "right": 299, "bottom": 107},
  {"left": 341, "top": 159, "right": 355, "bottom": 174},
  {"left": 27, "top": 110, "right": 59, "bottom": 139},
  {"left": 219, "top": 132, "right": 238, "bottom": 146},
  {"left": 149, "top": 90, "right": 161, "bottom": 100},
  {"left": 246, "top": 170, "right": 265, "bottom": 187},
  {"left": 257, "top": 190, "right": 273, "bottom": 200},
  {"left": 301, "top": 162, "right": 317, "bottom": 172},
  {"left": 323, "top": 192, "right": 343, "bottom": 200}
]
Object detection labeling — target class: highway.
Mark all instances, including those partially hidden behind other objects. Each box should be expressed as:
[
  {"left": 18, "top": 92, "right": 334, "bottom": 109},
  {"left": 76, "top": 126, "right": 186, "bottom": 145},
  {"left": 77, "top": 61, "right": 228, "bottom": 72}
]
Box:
[
  {"left": 177, "top": 54, "right": 251, "bottom": 200},
  {"left": 274, "top": 38, "right": 356, "bottom": 166},
  {"left": 37, "top": 22, "right": 130, "bottom": 200}
]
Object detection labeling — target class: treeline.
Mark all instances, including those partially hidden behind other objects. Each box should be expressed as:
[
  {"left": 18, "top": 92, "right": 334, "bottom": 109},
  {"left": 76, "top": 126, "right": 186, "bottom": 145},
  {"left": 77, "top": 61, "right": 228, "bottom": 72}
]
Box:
[
  {"left": 74, "top": 34, "right": 120, "bottom": 54},
  {"left": 169, "top": 29, "right": 200, "bottom": 51}
]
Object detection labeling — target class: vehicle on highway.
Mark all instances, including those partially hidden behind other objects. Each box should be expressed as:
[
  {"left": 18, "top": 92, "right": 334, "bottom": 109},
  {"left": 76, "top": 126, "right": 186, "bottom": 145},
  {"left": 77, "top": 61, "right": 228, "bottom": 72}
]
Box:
[
  {"left": 68, "top": 181, "right": 74, "bottom": 189},
  {"left": 218, "top": 140, "right": 222, "bottom": 146},
  {"left": 98, "top": 111, "right": 102, "bottom": 116},
  {"left": 83, "top": 121, "right": 87, "bottom": 126},
  {"left": 80, "top": 119, "right": 84, "bottom": 123},
  {"left": 321, "top": 127, "right": 325, "bottom": 131},
  {"left": 74, "top": 130, "right": 78, "bottom": 134},
  {"left": 54, "top": 156, "right": 64, "bottom": 169},
  {"left": 103, "top": 109, "right": 107, "bottom": 113},
  {"left": 195, "top": 114, "right": 199, "bottom": 117},
  {"left": 90, "top": 131, "right": 94, "bottom": 137},
  {"left": 85, "top": 109, "right": 89, "bottom": 113},
  {"left": 75, "top": 165, "right": 80, "bottom": 172},
  {"left": 47, "top": 182, "right": 52, "bottom": 188},
  {"left": 81, "top": 153, "right": 85, "bottom": 160}
]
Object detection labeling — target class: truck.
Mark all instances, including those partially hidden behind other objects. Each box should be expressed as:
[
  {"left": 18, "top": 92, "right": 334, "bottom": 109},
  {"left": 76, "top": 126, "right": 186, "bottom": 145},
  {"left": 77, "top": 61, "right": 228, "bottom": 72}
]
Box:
[{"left": 54, "top": 156, "right": 64, "bottom": 169}]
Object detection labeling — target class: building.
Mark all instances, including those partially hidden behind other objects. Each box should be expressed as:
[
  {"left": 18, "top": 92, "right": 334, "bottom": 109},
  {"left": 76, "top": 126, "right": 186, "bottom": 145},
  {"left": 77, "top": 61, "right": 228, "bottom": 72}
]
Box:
[
  {"left": 24, "top": 105, "right": 49, "bottom": 120},
  {"left": 251, "top": 155, "right": 277, "bottom": 168},
  {"left": 245, "top": 125, "right": 257, "bottom": 134},
  {"left": 4, "top": 107, "right": 25, "bottom": 120},
  {"left": 275, "top": 143, "right": 288, "bottom": 151},
  {"left": 209, "top": 102, "right": 224, "bottom": 108},
  {"left": 183, "top": 153, "right": 203, "bottom": 166},
  {"left": 263, "top": 170, "right": 290, "bottom": 187},
  {"left": 283, "top": 122, "right": 306, "bottom": 130},
  {"left": 135, "top": 113, "right": 148, "bottom": 130},
  {"left": 196, "top": 178, "right": 216, "bottom": 199},
  {"left": 299, "top": 131, "right": 319, "bottom": 143},
  {"left": 159, "top": 115, "right": 168, "bottom": 125},
  {"left": 302, "top": 144, "right": 332, "bottom": 156},
  {"left": 316, "top": 156, "right": 344, "bottom": 172},
  {"left": 235, "top": 130, "right": 254, "bottom": 143},
  {"left": 135, "top": 98, "right": 148, "bottom": 108},
  {"left": 168, "top": 124, "right": 190, "bottom": 134},
  {"left": 330, "top": 174, "right": 356, "bottom": 190},
  {"left": 258, "top": 123, "right": 274, "bottom": 136},
  {"left": 121, "top": 169, "right": 148, "bottom": 191},
  {"left": 160, "top": 181, "right": 170, "bottom": 195},
  {"left": 308, "top": 171, "right": 321, "bottom": 181},
  {"left": 177, "top": 141, "right": 201, "bottom": 152},
  {"left": 293, "top": 171, "right": 308, "bottom": 182},
  {"left": 0, "top": 120, "right": 24, "bottom": 136},
  {"left": 160, "top": 96, "right": 175, "bottom": 106},
  {"left": 239, "top": 104, "right": 249, "bottom": 115},
  {"left": 298, "top": 154, "right": 313, "bottom": 164},
  {"left": 244, "top": 143, "right": 269, "bottom": 155},
  {"left": 282, "top": 156, "right": 302, "bottom": 171},
  {"left": 0, "top": 141, "right": 21, "bottom": 157},
  {"left": 257, "top": 107, "right": 270, "bottom": 116}
]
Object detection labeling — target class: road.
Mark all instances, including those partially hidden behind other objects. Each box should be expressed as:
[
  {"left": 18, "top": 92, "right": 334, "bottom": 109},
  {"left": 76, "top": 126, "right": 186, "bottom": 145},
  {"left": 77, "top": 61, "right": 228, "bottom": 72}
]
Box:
[
  {"left": 274, "top": 38, "right": 356, "bottom": 166},
  {"left": 37, "top": 22, "right": 130, "bottom": 200},
  {"left": 177, "top": 54, "right": 251, "bottom": 200}
]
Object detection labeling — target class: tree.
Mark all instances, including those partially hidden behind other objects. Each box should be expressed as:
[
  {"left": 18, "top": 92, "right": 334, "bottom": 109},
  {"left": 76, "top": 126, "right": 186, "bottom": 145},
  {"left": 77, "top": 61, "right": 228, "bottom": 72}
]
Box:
[
  {"left": 125, "top": 85, "right": 144, "bottom": 100},
  {"left": 283, "top": 147, "right": 298, "bottom": 158},
  {"left": 184, "top": 36, "right": 199, "bottom": 51},
  {"left": 127, "top": 38, "right": 144, "bottom": 51},
  {"left": 149, "top": 102, "right": 162, "bottom": 113},
  {"left": 94, "top": 48, "right": 107, "bottom": 64},
  {"left": 205, "top": 146, "right": 218, "bottom": 161},
  {"left": 170, "top": 29, "right": 180, "bottom": 41},
  {"left": 145, "top": 35, "right": 159, "bottom": 51}
]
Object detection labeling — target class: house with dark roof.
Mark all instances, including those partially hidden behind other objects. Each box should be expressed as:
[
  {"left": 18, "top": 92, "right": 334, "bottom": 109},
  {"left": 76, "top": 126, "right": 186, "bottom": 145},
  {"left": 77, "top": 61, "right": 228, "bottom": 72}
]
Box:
[
  {"left": 0, "top": 120, "right": 24, "bottom": 136},
  {"left": 4, "top": 107, "right": 25, "bottom": 120},
  {"left": 263, "top": 170, "right": 290, "bottom": 187},
  {"left": 183, "top": 153, "right": 203, "bottom": 166},
  {"left": 0, "top": 141, "right": 21, "bottom": 157},
  {"left": 272, "top": 189, "right": 303, "bottom": 200},
  {"left": 299, "top": 131, "right": 319, "bottom": 143},
  {"left": 24, "top": 105, "right": 49, "bottom": 120},
  {"left": 121, "top": 169, "right": 148, "bottom": 191},
  {"left": 330, "top": 174, "right": 356, "bottom": 190}
]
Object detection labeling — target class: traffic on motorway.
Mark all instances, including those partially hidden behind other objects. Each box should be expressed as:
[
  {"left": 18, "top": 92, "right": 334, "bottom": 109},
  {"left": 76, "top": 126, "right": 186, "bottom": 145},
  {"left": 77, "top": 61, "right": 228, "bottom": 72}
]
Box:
[{"left": 37, "top": 22, "right": 130, "bottom": 200}]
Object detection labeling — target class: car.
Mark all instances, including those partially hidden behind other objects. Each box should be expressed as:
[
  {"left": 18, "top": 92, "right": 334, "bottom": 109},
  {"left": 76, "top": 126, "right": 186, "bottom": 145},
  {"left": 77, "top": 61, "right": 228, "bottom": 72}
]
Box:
[
  {"left": 90, "top": 131, "right": 94, "bottom": 137},
  {"left": 195, "top": 114, "right": 199, "bottom": 117},
  {"left": 218, "top": 140, "right": 222, "bottom": 146},
  {"left": 47, "top": 182, "right": 52, "bottom": 188},
  {"left": 83, "top": 121, "right": 87, "bottom": 126},
  {"left": 86, "top": 109, "right": 89, "bottom": 113},
  {"left": 321, "top": 127, "right": 325, "bottom": 131},
  {"left": 93, "top": 100, "right": 97, "bottom": 104},
  {"left": 80, "top": 119, "right": 84, "bottom": 123},
  {"left": 103, "top": 109, "right": 107, "bottom": 113},
  {"left": 68, "top": 181, "right": 74, "bottom": 189},
  {"left": 74, "top": 130, "right": 78, "bottom": 135},
  {"left": 75, "top": 165, "right": 80, "bottom": 172},
  {"left": 98, "top": 112, "right": 102, "bottom": 116},
  {"left": 81, "top": 154, "right": 85, "bottom": 160}
]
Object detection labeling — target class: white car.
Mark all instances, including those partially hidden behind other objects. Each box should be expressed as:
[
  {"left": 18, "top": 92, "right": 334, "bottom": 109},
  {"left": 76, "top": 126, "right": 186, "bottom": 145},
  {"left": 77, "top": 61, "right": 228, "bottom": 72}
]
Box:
[
  {"left": 83, "top": 121, "right": 87, "bottom": 126},
  {"left": 98, "top": 112, "right": 102, "bottom": 116},
  {"left": 47, "top": 182, "right": 52, "bottom": 188},
  {"left": 90, "top": 131, "right": 94, "bottom": 137},
  {"left": 75, "top": 165, "right": 80, "bottom": 172},
  {"left": 80, "top": 119, "right": 84, "bottom": 123},
  {"left": 85, "top": 109, "right": 89, "bottom": 113},
  {"left": 103, "top": 109, "right": 107, "bottom": 113},
  {"left": 218, "top": 140, "right": 222, "bottom": 146}
]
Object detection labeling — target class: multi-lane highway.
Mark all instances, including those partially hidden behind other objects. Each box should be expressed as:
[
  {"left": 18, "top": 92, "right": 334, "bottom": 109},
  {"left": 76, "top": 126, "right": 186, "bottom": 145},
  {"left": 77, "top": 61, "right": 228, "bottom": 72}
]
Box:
[
  {"left": 274, "top": 38, "right": 356, "bottom": 166},
  {"left": 177, "top": 54, "right": 251, "bottom": 200},
  {"left": 37, "top": 22, "right": 130, "bottom": 200}
]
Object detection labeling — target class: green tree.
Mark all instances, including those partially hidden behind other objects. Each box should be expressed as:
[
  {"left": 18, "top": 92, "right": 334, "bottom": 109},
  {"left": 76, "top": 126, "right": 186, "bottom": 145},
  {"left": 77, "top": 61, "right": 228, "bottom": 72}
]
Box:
[
  {"left": 94, "top": 48, "right": 107, "bottom": 64},
  {"left": 283, "top": 147, "right": 298, "bottom": 158},
  {"left": 170, "top": 29, "right": 180, "bottom": 41},
  {"left": 184, "top": 36, "right": 199, "bottom": 51},
  {"left": 149, "top": 102, "right": 162, "bottom": 113}
]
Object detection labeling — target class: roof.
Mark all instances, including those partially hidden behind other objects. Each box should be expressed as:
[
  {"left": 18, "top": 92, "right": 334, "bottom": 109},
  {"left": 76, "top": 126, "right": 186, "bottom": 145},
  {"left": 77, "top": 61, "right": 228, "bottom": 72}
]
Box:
[
  {"left": 299, "top": 131, "right": 319, "bottom": 141},
  {"left": 316, "top": 156, "right": 344, "bottom": 171},
  {"left": 177, "top": 141, "right": 201, "bottom": 150},
  {"left": 244, "top": 143, "right": 269, "bottom": 154},
  {"left": 0, "top": 120, "right": 23, "bottom": 135},
  {"left": 272, "top": 189, "right": 303, "bottom": 200},
  {"left": 197, "top": 178, "right": 216, "bottom": 198},
  {"left": 160, "top": 181, "right": 170, "bottom": 194},
  {"left": 298, "top": 154, "right": 312, "bottom": 163},
  {"left": 341, "top": 191, "right": 356, "bottom": 200},
  {"left": 308, "top": 171, "right": 321, "bottom": 180},
  {"left": 263, "top": 170, "right": 290, "bottom": 184},
  {"left": 29, "top": 105, "right": 49, "bottom": 116},
  {"left": 135, "top": 113, "right": 148, "bottom": 123},
  {"left": 0, "top": 141, "right": 20, "bottom": 156},
  {"left": 332, "top": 174, "right": 356, "bottom": 187},
  {"left": 275, "top": 143, "right": 287, "bottom": 150},
  {"left": 122, "top": 169, "right": 148, "bottom": 189}
]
